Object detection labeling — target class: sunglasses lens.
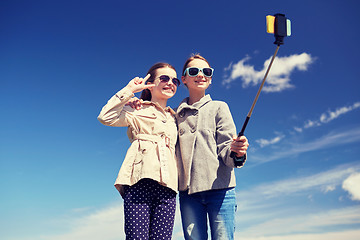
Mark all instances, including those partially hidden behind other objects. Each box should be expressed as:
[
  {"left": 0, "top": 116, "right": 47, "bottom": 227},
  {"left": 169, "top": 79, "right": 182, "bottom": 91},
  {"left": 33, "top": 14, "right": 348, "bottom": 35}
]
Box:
[
  {"left": 159, "top": 75, "right": 170, "bottom": 82},
  {"left": 203, "top": 68, "right": 213, "bottom": 77},
  {"left": 173, "top": 78, "right": 180, "bottom": 86},
  {"left": 188, "top": 67, "right": 199, "bottom": 76},
  {"left": 159, "top": 75, "right": 180, "bottom": 87}
]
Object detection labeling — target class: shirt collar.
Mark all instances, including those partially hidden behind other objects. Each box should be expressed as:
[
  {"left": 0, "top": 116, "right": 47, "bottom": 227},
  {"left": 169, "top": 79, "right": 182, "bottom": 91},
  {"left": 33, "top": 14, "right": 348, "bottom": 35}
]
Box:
[{"left": 176, "top": 94, "right": 212, "bottom": 113}]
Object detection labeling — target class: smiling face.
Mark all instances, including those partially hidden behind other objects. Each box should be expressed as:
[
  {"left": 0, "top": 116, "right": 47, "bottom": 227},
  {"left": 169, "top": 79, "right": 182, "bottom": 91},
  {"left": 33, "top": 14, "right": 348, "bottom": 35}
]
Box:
[
  {"left": 149, "top": 67, "right": 178, "bottom": 101},
  {"left": 182, "top": 58, "right": 212, "bottom": 92}
]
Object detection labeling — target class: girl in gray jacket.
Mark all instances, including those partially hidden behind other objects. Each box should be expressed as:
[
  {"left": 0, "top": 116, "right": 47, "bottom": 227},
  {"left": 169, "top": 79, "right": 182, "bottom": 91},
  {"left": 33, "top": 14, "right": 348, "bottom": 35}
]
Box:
[{"left": 177, "top": 54, "right": 249, "bottom": 240}]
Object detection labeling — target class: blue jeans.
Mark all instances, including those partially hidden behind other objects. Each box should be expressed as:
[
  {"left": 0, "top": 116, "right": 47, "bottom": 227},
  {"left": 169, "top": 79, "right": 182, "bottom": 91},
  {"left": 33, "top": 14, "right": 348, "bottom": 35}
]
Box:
[{"left": 179, "top": 188, "right": 237, "bottom": 240}]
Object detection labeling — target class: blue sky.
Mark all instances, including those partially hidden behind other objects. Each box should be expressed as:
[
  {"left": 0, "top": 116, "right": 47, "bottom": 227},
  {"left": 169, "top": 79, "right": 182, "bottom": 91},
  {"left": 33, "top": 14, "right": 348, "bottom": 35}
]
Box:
[{"left": 1, "top": 0, "right": 360, "bottom": 239}]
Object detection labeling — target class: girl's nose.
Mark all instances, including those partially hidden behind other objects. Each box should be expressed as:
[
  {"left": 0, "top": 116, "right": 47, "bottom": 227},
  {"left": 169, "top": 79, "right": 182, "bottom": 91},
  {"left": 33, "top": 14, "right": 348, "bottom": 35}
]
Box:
[{"left": 196, "top": 70, "right": 205, "bottom": 78}]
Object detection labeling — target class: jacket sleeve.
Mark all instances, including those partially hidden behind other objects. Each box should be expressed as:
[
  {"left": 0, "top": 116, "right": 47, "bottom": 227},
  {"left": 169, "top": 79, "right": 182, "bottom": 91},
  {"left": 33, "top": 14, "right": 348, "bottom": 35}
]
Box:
[
  {"left": 97, "top": 87, "right": 134, "bottom": 127},
  {"left": 215, "top": 102, "right": 246, "bottom": 168}
]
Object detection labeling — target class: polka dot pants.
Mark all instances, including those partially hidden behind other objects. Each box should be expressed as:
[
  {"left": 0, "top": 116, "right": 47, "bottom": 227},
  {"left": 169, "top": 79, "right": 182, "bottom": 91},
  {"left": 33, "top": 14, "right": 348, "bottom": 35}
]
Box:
[{"left": 123, "top": 178, "right": 176, "bottom": 240}]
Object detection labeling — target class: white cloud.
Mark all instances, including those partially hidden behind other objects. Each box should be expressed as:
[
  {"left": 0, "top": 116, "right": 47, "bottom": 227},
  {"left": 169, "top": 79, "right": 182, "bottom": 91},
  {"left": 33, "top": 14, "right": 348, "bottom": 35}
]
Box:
[
  {"left": 236, "top": 207, "right": 360, "bottom": 239},
  {"left": 39, "top": 201, "right": 185, "bottom": 240},
  {"left": 41, "top": 204, "right": 125, "bottom": 240},
  {"left": 323, "top": 185, "right": 336, "bottom": 193},
  {"left": 293, "top": 126, "right": 303, "bottom": 133},
  {"left": 234, "top": 165, "right": 360, "bottom": 239},
  {"left": 256, "top": 135, "right": 284, "bottom": 148},
  {"left": 223, "top": 53, "right": 314, "bottom": 92},
  {"left": 304, "top": 119, "right": 321, "bottom": 129},
  {"left": 238, "top": 163, "right": 360, "bottom": 200},
  {"left": 300, "top": 102, "right": 360, "bottom": 130},
  {"left": 342, "top": 172, "right": 360, "bottom": 201},
  {"left": 250, "top": 126, "right": 360, "bottom": 165},
  {"left": 320, "top": 102, "right": 360, "bottom": 123}
]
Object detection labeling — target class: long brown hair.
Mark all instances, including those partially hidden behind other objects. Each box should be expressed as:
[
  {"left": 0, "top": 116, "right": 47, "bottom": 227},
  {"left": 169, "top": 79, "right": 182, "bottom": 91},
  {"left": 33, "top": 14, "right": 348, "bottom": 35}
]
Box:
[{"left": 140, "top": 62, "right": 176, "bottom": 101}]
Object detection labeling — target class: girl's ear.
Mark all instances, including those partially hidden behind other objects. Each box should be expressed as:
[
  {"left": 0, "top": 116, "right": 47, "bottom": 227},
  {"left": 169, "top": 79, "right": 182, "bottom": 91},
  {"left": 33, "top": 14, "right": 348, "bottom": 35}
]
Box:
[
  {"left": 144, "top": 80, "right": 154, "bottom": 93},
  {"left": 146, "top": 80, "right": 153, "bottom": 89},
  {"left": 181, "top": 76, "right": 187, "bottom": 85}
]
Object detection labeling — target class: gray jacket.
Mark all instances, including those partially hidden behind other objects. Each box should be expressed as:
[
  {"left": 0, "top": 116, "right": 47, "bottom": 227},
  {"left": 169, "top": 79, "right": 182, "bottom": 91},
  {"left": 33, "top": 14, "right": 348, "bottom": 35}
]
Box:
[{"left": 175, "top": 94, "right": 246, "bottom": 194}]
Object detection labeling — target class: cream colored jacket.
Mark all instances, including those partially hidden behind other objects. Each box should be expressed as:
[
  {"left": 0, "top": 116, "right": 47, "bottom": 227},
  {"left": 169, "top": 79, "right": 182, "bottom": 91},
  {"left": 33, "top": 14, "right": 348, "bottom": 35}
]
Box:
[{"left": 97, "top": 87, "right": 178, "bottom": 195}]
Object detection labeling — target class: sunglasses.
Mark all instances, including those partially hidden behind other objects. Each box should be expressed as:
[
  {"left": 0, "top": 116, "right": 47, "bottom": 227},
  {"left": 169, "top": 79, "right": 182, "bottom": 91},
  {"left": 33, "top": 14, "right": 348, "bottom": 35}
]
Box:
[
  {"left": 158, "top": 75, "right": 181, "bottom": 87},
  {"left": 183, "top": 67, "right": 214, "bottom": 77}
]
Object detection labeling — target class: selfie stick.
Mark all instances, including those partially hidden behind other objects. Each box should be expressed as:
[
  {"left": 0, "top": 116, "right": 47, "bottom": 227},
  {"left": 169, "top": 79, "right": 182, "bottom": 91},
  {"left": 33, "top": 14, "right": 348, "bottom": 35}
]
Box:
[{"left": 231, "top": 13, "right": 291, "bottom": 160}]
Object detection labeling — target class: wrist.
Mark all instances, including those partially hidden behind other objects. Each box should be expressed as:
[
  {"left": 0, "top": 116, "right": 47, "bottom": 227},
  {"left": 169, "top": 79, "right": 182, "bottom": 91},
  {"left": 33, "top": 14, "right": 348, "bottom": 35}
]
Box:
[{"left": 124, "top": 85, "right": 136, "bottom": 94}]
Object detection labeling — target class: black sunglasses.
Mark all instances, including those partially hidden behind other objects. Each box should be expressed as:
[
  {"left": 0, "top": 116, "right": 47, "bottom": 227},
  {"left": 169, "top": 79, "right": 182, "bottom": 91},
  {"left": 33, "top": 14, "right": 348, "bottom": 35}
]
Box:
[
  {"left": 183, "top": 67, "right": 214, "bottom": 77},
  {"left": 158, "top": 75, "right": 181, "bottom": 87}
]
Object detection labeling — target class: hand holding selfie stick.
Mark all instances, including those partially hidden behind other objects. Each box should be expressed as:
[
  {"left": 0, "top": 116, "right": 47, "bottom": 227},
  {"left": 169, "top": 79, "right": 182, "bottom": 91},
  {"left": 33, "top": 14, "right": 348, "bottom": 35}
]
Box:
[{"left": 231, "top": 13, "right": 291, "bottom": 160}]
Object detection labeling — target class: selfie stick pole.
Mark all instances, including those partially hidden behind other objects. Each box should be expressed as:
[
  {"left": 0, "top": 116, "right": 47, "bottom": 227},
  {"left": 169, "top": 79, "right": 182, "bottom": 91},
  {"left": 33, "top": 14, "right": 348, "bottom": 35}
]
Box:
[
  {"left": 238, "top": 45, "right": 279, "bottom": 136},
  {"left": 230, "top": 13, "right": 291, "bottom": 160}
]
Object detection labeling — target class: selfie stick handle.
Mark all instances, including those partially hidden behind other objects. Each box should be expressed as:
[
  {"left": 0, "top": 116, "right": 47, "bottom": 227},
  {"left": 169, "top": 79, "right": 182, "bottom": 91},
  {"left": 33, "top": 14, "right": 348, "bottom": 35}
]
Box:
[{"left": 230, "top": 44, "right": 280, "bottom": 158}]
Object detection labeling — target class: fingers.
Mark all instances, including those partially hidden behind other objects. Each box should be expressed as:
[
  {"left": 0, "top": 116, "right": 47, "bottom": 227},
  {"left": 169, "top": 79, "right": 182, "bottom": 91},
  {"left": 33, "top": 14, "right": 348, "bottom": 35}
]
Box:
[
  {"left": 126, "top": 98, "right": 143, "bottom": 110},
  {"left": 230, "top": 144, "right": 248, "bottom": 152},
  {"left": 126, "top": 101, "right": 135, "bottom": 108},
  {"left": 135, "top": 99, "right": 143, "bottom": 110},
  {"left": 233, "top": 135, "right": 248, "bottom": 143},
  {"left": 128, "top": 74, "right": 152, "bottom": 94},
  {"left": 144, "top": 73, "right": 151, "bottom": 81},
  {"left": 133, "top": 74, "right": 150, "bottom": 85},
  {"left": 231, "top": 135, "right": 249, "bottom": 156},
  {"left": 143, "top": 74, "right": 153, "bottom": 89},
  {"left": 143, "top": 83, "right": 156, "bottom": 89},
  {"left": 133, "top": 77, "right": 141, "bottom": 85},
  {"left": 230, "top": 145, "right": 248, "bottom": 157}
]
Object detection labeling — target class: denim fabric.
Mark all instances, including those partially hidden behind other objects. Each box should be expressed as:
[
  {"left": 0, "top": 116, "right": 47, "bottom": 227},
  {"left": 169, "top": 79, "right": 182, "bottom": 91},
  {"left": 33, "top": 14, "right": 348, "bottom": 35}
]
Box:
[{"left": 179, "top": 188, "right": 237, "bottom": 240}]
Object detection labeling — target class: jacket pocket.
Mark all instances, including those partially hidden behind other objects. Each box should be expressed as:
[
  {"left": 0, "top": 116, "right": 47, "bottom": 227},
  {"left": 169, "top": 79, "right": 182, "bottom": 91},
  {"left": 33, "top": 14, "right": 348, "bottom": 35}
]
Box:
[
  {"left": 131, "top": 140, "right": 151, "bottom": 183},
  {"left": 131, "top": 159, "right": 143, "bottom": 184}
]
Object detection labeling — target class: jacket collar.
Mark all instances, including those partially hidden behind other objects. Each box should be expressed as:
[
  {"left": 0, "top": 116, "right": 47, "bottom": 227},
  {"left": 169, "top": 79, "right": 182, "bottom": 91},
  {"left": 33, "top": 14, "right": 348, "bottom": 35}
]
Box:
[
  {"left": 142, "top": 100, "right": 176, "bottom": 115},
  {"left": 176, "top": 94, "right": 212, "bottom": 113}
]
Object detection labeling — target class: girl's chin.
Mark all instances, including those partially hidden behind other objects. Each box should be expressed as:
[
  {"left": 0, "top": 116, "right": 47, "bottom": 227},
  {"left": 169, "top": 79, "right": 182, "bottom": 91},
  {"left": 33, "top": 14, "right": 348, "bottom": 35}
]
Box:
[
  {"left": 162, "top": 89, "right": 175, "bottom": 95},
  {"left": 160, "top": 92, "right": 175, "bottom": 98},
  {"left": 188, "top": 85, "right": 208, "bottom": 90}
]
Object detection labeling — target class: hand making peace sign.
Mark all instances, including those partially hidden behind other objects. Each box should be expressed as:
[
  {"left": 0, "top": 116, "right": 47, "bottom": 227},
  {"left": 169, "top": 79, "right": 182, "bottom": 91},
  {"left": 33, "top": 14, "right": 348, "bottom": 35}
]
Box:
[{"left": 125, "top": 74, "right": 155, "bottom": 94}]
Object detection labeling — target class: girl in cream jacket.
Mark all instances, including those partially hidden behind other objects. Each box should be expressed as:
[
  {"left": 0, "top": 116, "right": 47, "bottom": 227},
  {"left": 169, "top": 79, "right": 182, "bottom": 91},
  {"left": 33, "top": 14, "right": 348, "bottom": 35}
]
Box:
[{"left": 98, "top": 62, "right": 180, "bottom": 239}]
